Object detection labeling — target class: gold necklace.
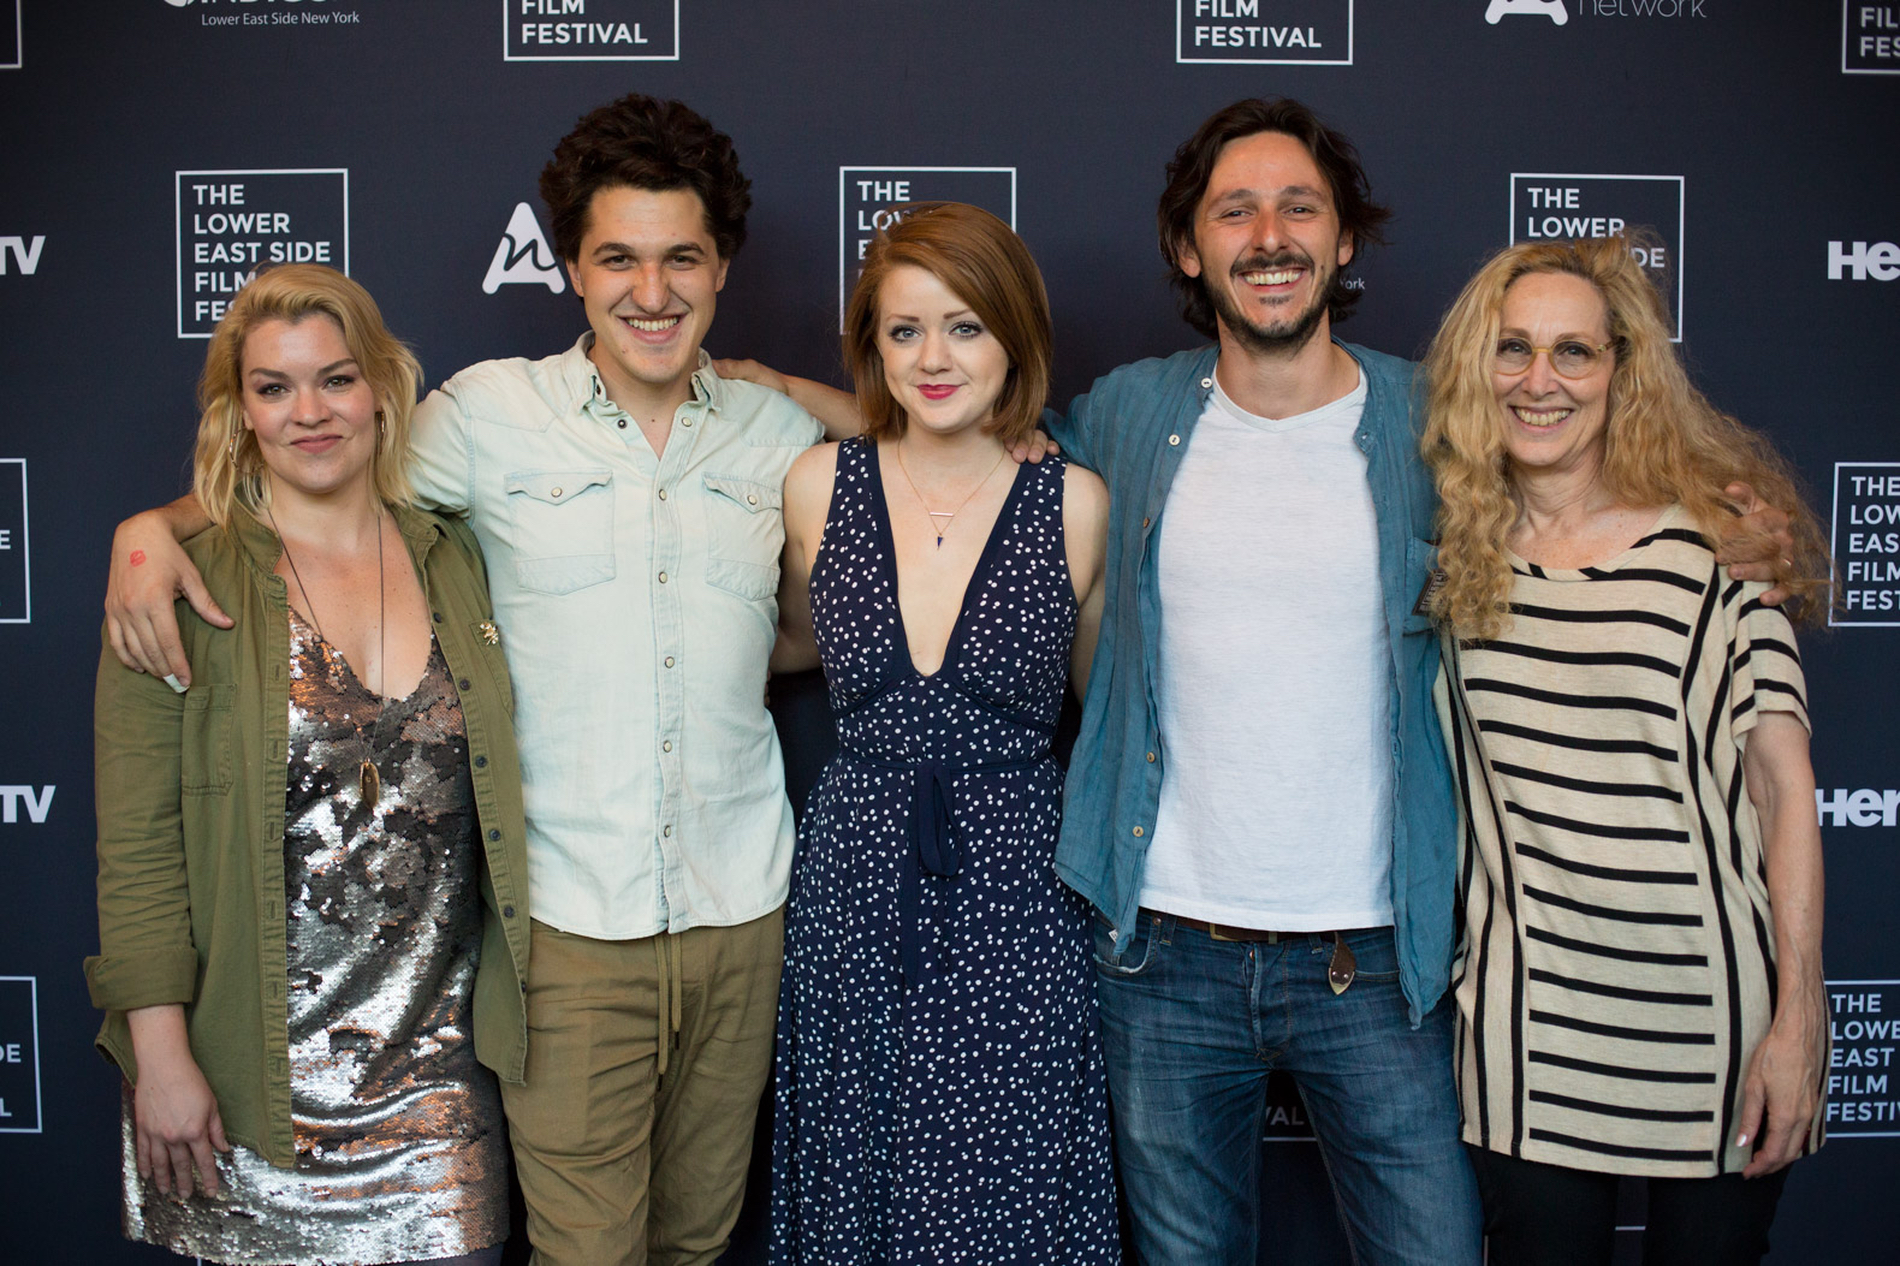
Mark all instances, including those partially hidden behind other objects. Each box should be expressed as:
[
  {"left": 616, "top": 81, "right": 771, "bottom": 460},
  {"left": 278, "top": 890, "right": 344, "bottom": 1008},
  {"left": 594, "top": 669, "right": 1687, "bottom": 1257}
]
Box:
[
  {"left": 269, "top": 503, "right": 386, "bottom": 805},
  {"left": 892, "top": 442, "right": 1008, "bottom": 549}
]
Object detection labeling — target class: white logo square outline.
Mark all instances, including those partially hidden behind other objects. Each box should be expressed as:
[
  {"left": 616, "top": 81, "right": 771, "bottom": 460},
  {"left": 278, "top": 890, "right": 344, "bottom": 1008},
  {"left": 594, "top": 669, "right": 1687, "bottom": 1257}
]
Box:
[
  {"left": 1844, "top": 1, "right": 1900, "bottom": 75},
  {"left": 501, "top": 0, "right": 681, "bottom": 63},
  {"left": 1175, "top": 0, "right": 1354, "bottom": 67},
  {"left": 1830, "top": 462, "right": 1900, "bottom": 627},
  {"left": 1508, "top": 172, "right": 1685, "bottom": 342},
  {"left": 0, "top": 976, "right": 40, "bottom": 1134},
  {"left": 1822, "top": 977, "right": 1900, "bottom": 1135},
  {"left": 1, "top": 0, "right": 20, "bottom": 71},
  {"left": 174, "top": 168, "right": 352, "bottom": 341},
  {"left": 837, "top": 167, "right": 1019, "bottom": 332},
  {"left": 0, "top": 459, "right": 26, "bottom": 625}
]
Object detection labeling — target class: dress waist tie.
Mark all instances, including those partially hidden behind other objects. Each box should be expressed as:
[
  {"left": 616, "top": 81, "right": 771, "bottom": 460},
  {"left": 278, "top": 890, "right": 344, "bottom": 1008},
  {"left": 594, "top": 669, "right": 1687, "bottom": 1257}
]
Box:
[{"left": 838, "top": 748, "right": 1047, "bottom": 988}]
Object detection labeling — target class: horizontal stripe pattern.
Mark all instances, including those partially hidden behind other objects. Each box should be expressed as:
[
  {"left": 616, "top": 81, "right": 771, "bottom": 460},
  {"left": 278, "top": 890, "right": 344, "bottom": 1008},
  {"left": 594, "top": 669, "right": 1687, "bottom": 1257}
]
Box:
[{"left": 1436, "top": 508, "right": 1817, "bottom": 1177}]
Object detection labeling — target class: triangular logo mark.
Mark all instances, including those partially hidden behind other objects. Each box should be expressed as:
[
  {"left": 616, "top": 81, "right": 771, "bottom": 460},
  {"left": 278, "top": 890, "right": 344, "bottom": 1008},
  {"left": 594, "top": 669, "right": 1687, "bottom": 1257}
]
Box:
[
  {"left": 482, "top": 202, "right": 566, "bottom": 294},
  {"left": 1485, "top": 0, "right": 1568, "bottom": 22}
]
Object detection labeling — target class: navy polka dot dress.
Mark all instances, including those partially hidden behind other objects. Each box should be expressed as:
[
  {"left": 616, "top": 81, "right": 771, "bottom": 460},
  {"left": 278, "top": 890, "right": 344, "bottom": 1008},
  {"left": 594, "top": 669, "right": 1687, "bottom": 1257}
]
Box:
[{"left": 770, "top": 439, "right": 1119, "bottom": 1264}]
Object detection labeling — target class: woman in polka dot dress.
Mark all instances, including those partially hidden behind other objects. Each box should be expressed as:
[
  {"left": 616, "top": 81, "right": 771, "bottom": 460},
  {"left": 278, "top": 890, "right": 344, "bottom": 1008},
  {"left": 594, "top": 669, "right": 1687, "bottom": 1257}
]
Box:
[{"left": 768, "top": 203, "right": 1118, "bottom": 1263}]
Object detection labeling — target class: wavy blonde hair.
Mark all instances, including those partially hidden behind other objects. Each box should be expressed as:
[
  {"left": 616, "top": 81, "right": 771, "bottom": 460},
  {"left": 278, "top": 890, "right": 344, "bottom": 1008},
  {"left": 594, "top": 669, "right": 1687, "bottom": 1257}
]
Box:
[
  {"left": 191, "top": 264, "right": 421, "bottom": 526},
  {"left": 1421, "top": 235, "right": 1827, "bottom": 640}
]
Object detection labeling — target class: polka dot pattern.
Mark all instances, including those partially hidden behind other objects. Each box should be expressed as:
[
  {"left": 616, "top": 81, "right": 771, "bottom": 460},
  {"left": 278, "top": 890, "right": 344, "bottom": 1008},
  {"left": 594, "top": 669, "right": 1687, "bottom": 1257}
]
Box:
[{"left": 770, "top": 439, "right": 1119, "bottom": 1263}]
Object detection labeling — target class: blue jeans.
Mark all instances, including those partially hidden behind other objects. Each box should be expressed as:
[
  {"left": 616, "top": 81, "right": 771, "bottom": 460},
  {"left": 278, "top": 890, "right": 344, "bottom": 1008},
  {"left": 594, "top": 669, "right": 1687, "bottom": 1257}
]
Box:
[{"left": 1093, "top": 914, "right": 1480, "bottom": 1266}]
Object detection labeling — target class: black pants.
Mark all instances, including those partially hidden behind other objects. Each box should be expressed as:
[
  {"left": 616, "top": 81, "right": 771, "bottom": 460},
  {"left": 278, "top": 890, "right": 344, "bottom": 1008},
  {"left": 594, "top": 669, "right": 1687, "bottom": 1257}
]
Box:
[{"left": 1468, "top": 1146, "right": 1789, "bottom": 1266}]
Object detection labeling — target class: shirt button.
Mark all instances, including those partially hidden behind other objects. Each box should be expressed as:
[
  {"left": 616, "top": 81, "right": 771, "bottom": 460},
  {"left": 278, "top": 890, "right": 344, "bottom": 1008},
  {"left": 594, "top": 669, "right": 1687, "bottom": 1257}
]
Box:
[
  {"left": 551, "top": 487, "right": 564, "bottom": 498},
  {"left": 1142, "top": 517, "right": 1151, "bottom": 529},
  {"left": 1132, "top": 826, "right": 1145, "bottom": 838},
  {"left": 658, "top": 571, "right": 668, "bottom": 584},
  {"left": 1146, "top": 752, "right": 1156, "bottom": 763},
  {"left": 1168, "top": 434, "right": 1181, "bottom": 446},
  {"left": 663, "top": 825, "right": 673, "bottom": 838},
  {"left": 662, "top": 740, "right": 673, "bottom": 753},
  {"left": 488, "top": 828, "right": 501, "bottom": 842},
  {"left": 682, "top": 418, "right": 693, "bottom": 427},
  {"left": 502, "top": 904, "right": 516, "bottom": 919},
  {"left": 458, "top": 678, "right": 471, "bottom": 691},
  {"left": 658, "top": 489, "right": 667, "bottom": 501},
  {"left": 475, "top": 755, "right": 488, "bottom": 768},
  {"left": 664, "top": 656, "right": 675, "bottom": 668},
  {"left": 1200, "top": 377, "right": 1213, "bottom": 388},
  {"left": 746, "top": 494, "right": 758, "bottom": 505},
  {"left": 432, "top": 612, "right": 443, "bottom": 624},
  {"left": 618, "top": 419, "right": 628, "bottom": 429}
]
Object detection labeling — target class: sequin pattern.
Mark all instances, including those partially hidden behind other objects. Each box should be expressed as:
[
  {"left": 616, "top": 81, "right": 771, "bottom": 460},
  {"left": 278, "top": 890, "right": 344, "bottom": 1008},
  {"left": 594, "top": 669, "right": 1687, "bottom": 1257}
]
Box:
[
  {"left": 770, "top": 440, "right": 1120, "bottom": 1263},
  {"left": 122, "top": 624, "right": 507, "bottom": 1265}
]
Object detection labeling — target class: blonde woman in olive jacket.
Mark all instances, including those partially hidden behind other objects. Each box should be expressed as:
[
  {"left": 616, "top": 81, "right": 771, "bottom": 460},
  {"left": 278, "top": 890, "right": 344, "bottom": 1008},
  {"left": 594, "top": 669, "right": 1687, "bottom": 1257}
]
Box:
[{"left": 86, "top": 265, "right": 529, "bottom": 1266}]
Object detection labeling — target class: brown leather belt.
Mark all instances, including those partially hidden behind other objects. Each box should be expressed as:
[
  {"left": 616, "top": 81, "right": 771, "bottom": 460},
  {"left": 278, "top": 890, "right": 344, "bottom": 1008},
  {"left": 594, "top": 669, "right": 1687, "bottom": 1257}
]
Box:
[
  {"left": 1140, "top": 910, "right": 1362, "bottom": 994},
  {"left": 1140, "top": 909, "right": 1327, "bottom": 942}
]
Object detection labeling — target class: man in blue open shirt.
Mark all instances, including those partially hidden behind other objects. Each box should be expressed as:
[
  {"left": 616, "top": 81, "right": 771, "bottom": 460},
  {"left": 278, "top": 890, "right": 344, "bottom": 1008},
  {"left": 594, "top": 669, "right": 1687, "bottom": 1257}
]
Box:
[{"left": 1044, "top": 98, "right": 1476, "bottom": 1266}]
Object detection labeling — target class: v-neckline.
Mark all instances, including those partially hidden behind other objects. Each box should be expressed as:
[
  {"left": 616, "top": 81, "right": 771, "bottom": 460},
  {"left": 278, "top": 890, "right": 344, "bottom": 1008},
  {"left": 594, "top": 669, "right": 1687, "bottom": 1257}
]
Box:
[
  {"left": 289, "top": 608, "right": 437, "bottom": 708},
  {"left": 867, "top": 440, "right": 1026, "bottom": 681}
]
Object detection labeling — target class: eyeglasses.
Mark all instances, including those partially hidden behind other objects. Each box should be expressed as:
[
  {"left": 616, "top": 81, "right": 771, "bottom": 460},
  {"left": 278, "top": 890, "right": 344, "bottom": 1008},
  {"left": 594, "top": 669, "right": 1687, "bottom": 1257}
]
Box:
[{"left": 1493, "top": 336, "right": 1612, "bottom": 379}]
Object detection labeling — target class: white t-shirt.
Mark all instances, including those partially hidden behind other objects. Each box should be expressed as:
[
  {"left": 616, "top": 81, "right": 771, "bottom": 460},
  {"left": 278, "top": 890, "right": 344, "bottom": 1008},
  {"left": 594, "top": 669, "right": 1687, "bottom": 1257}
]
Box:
[{"left": 1139, "top": 370, "right": 1395, "bottom": 930}]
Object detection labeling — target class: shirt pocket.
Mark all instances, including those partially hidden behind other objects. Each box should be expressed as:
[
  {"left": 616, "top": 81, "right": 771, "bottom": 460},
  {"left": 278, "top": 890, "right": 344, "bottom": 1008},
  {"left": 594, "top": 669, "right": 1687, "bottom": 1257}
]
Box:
[
  {"left": 180, "top": 684, "right": 233, "bottom": 796},
  {"left": 1402, "top": 536, "right": 1441, "bottom": 636},
  {"left": 504, "top": 468, "right": 616, "bottom": 596},
  {"left": 701, "top": 472, "right": 782, "bottom": 602}
]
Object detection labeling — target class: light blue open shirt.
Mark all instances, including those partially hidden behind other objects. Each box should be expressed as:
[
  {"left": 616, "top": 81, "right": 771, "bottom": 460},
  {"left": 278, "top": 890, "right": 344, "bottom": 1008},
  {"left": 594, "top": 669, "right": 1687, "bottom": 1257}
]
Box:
[{"left": 1046, "top": 341, "right": 1458, "bottom": 1024}]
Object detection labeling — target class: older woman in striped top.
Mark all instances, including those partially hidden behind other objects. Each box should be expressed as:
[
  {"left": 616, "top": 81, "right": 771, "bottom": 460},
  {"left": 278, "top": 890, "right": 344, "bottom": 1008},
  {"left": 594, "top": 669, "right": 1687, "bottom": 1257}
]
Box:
[{"left": 1421, "top": 235, "right": 1829, "bottom": 1266}]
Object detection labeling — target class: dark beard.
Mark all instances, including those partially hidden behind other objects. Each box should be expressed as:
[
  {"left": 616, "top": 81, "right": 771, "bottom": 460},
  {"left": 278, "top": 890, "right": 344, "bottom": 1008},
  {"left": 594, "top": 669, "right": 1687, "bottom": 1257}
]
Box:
[{"left": 1206, "top": 251, "right": 1335, "bottom": 355}]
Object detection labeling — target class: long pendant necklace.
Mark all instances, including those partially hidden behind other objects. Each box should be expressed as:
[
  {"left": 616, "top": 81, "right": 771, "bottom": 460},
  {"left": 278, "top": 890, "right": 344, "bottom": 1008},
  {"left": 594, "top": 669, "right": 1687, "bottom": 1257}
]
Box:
[
  {"left": 892, "top": 443, "right": 1008, "bottom": 549},
  {"left": 270, "top": 504, "right": 386, "bottom": 805}
]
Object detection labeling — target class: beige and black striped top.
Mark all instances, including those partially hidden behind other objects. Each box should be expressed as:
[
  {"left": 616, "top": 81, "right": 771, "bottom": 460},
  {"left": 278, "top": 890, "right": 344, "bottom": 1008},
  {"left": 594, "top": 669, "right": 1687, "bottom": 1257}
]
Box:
[{"left": 1435, "top": 506, "right": 1822, "bottom": 1177}]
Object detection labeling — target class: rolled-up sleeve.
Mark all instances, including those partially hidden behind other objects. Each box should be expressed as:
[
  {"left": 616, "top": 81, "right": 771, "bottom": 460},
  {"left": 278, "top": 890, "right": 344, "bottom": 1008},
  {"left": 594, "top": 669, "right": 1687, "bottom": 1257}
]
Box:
[{"left": 410, "top": 387, "right": 476, "bottom": 516}]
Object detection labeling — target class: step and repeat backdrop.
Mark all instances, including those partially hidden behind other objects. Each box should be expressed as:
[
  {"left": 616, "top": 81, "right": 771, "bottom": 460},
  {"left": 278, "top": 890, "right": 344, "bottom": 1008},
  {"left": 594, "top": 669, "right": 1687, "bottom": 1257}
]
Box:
[{"left": 2, "top": 2, "right": 1896, "bottom": 1262}]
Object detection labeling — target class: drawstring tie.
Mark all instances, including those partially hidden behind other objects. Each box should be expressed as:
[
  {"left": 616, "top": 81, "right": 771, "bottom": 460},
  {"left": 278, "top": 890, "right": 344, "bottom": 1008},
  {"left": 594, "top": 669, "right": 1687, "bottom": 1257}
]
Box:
[
  {"left": 654, "top": 932, "right": 682, "bottom": 1078},
  {"left": 841, "top": 748, "right": 1045, "bottom": 989}
]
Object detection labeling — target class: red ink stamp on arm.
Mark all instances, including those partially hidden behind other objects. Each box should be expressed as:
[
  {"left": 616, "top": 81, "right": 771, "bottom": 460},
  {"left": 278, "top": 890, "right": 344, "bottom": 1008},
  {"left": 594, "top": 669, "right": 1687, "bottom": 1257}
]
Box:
[{"left": 129, "top": 550, "right": 147, "bottom": 567}]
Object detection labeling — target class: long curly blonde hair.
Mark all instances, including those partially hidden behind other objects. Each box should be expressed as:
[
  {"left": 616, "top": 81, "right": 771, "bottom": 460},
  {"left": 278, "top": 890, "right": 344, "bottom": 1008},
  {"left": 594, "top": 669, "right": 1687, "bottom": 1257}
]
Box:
[{"left": 1421, "top": 236, "right": 1827, "bottom": 640}]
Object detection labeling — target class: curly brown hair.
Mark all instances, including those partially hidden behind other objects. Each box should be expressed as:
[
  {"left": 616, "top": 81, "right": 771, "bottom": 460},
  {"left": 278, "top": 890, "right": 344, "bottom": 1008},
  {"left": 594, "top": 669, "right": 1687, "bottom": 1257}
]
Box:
[{"left": 540, "top": 94, "right": 751, "bottom": 263}]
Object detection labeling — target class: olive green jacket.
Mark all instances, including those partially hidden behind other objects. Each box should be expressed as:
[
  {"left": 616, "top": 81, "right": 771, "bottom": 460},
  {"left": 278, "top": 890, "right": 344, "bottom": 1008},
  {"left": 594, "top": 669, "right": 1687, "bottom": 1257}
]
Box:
[{"left": 85, "top": 504, "right": 530, "bottom": 1167}]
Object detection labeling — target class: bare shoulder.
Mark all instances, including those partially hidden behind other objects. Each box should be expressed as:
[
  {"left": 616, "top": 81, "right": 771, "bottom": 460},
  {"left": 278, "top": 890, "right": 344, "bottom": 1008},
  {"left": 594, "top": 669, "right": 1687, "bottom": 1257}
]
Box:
[
  {"left": 1062, "top": 461, "right": 1110, "bottom": 522},
  {"left": 786, "top": 440, "right": 842, "bottom": 498},
  {"left": 784, "top": 441, "right": 843, "bottom": 537}
]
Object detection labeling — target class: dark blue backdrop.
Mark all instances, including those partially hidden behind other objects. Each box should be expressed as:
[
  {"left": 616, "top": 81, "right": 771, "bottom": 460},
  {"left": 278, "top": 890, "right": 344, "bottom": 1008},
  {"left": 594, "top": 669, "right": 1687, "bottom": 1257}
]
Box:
[{"left": 2, "top": 2, "right": 1896, "bottom": 1261}]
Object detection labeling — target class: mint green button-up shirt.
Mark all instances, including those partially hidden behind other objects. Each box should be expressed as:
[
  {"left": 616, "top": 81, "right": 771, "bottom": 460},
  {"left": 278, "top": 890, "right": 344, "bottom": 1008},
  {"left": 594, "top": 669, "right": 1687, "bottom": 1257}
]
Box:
[{"left": 410, "top": 337, "right": 823, "bottom": 939}]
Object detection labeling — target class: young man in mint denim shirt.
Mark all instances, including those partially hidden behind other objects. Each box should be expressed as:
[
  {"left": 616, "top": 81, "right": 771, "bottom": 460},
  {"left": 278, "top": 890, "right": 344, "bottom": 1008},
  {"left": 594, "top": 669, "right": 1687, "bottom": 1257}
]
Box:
[{"left": 1042, "top": 98, "right": 1475, "bottom": 1266}]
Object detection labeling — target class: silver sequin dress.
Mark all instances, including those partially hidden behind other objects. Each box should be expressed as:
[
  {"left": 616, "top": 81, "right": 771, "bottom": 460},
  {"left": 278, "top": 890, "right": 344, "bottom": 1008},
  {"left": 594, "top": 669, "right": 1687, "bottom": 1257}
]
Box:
[{"left": 121, "top": 620, "right": 508, "bottom": 1265}]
